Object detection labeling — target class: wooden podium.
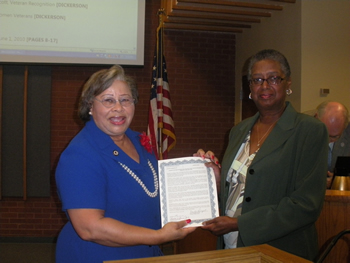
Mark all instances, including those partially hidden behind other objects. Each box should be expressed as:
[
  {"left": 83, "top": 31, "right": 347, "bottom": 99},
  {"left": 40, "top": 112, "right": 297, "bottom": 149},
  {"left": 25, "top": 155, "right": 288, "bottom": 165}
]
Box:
[
  {"left": 315, "top": 190, "right": 350, "bottom": 263},
  {"left": 104, "top": 244, "right": 311, "bottom": 262},
  {"left": 105, "top": 190, "right": 350, "bottom": 262}
]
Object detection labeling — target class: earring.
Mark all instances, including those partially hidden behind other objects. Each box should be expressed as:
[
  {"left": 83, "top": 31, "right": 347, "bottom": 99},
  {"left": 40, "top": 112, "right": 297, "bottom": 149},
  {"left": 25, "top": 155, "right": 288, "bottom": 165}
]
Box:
[
  {"left": 89, "top": 111, "right": 92, "bottom": 115},
  {"left": 249, "top": 93, "right": 252, "bottom": 99},
  {"left": 286, "top": 89, "right": 292, "bottom": 96}
]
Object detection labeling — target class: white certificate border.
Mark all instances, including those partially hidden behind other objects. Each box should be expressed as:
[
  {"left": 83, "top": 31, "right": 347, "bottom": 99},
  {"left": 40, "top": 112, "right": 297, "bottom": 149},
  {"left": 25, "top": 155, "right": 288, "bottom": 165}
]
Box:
[{"left": 159, "top": 158, "right": 218, "bottom": 226}]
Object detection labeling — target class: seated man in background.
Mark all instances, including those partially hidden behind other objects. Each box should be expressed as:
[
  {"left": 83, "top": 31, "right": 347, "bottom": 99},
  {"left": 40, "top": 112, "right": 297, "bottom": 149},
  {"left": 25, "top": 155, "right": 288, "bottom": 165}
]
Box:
[{"left": 314, "top": 101, "right": 350, "bottom": 188}]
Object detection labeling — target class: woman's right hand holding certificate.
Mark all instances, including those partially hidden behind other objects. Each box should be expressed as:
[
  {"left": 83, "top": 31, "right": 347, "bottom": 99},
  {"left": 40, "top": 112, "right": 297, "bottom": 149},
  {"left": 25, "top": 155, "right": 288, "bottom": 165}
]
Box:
[{"left": 194, "top": 149, "right": 221, "bottom": 192}]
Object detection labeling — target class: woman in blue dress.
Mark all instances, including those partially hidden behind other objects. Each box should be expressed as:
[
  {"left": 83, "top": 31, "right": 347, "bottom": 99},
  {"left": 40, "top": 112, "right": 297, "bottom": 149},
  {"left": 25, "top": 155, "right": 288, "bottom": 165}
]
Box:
[{"left": 55, "top": 65, "right": 195, "bottom": 263}]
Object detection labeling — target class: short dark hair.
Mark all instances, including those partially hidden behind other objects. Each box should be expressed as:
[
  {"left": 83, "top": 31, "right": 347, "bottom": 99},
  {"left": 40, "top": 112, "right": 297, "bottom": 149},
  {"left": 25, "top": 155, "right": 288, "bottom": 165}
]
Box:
[{"left": 248, "top": 49, "right": 291, "bottom": 80}]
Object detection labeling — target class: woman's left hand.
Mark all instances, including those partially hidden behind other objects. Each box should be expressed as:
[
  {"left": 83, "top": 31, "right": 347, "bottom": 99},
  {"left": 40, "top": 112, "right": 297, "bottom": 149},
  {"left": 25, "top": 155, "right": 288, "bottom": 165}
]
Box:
[
  {"left": 201, "top": 216, "right": 238, "bottom": 236},
  {"left": 159, "top": 220, "right": 196, "bottom": 243}
]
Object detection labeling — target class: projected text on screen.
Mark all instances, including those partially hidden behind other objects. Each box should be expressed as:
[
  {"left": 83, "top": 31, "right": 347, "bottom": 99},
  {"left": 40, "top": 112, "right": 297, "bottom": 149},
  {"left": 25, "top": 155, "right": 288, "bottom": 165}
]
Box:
[{"left": 0, "top": 0, "right": 145, "bottom": 65}]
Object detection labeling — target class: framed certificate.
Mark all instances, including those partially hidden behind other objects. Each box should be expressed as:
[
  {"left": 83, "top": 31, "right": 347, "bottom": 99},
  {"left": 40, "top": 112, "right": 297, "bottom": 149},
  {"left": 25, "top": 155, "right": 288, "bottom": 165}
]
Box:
[{"left": 158, "top": 157, "right": 219, "bottom": 227}]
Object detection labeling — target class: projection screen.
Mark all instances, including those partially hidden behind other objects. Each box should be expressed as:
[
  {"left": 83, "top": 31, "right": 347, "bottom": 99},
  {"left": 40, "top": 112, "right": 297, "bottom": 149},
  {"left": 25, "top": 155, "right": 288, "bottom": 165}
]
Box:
[{"left": 0, "top": 0, "right": 145, "bottom": 66}]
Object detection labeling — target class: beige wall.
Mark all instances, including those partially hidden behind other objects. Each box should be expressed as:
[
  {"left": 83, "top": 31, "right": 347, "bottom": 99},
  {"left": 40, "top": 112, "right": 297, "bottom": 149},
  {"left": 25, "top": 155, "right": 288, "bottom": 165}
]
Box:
[
  {"left": 234, "top": 0, "right": 350, "bottom": 123},
  {"left": 301, "top": 0, "right": 350, "bottom": 112}
]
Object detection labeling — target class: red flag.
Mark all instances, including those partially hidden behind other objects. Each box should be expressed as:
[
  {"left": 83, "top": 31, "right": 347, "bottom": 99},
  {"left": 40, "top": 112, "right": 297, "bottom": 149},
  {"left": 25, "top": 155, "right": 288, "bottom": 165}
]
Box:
[{"left": 147, "top": 26, "right": 176, "bottom": 160}]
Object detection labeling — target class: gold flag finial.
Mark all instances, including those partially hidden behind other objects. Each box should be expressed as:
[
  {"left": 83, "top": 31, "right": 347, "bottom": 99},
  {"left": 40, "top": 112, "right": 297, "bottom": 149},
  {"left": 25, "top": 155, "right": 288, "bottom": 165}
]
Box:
[{"left": 157, "top": 8, "right": 165, "bottom": 27}]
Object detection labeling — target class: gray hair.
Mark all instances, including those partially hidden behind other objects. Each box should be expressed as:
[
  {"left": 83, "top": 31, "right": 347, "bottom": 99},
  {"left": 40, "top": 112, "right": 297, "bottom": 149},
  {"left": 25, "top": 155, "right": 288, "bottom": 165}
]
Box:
[
  {"left": 248, "top": 49, "right": 291, "bottom": 80},
  {"left": 78, "top": 65, "right": 138, "bottom": 123},
  {"left": 316, "top": 101, "right": 349, "bottom": 127}
]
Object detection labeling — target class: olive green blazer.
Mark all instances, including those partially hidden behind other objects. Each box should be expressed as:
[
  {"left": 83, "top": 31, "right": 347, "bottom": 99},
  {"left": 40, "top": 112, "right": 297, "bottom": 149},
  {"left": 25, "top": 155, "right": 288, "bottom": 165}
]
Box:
[{"left": 219, "top": 102, "right": 328, "bottom": 261}]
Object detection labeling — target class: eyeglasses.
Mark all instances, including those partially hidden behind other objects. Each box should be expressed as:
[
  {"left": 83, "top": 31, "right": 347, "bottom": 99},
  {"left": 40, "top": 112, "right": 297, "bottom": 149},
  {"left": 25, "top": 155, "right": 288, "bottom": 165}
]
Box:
[
  {"left": 94, "top": 96, "right": 135, "bottom": 108},
  {"left": 250, "top": 76, "right": 284, "bottom": 86}
]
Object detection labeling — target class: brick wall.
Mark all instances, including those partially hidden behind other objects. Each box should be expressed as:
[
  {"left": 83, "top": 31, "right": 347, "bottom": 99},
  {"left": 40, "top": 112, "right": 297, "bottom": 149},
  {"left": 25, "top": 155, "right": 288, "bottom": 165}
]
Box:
[{"left": 0, "top": 0, "right": 235, "bottom": 239}]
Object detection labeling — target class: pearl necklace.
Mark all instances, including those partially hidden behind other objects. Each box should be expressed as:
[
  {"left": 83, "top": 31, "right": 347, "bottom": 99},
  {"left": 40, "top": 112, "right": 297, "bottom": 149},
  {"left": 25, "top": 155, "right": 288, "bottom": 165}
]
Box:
[
  {"left": 257, "top": 118, "right": 278, "bottom": 147},
  {"left": 118, "top": 160, "right": 159, "bottom": 198}
]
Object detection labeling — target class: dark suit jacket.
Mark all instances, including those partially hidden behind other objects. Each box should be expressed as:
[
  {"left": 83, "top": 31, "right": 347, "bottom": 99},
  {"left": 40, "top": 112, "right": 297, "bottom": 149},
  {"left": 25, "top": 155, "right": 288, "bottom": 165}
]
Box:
[
  {"left": 219, "top": 102, "right": 328, "bottom": 261},
  {"left": 331, "top": 123, "right": 350, "bottom": 172}
]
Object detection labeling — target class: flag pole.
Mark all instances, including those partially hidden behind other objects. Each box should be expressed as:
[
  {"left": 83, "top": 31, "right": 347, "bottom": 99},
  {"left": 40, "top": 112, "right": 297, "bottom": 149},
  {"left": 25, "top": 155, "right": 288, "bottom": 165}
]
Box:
[
  {"left": 157, "top": 9, "right": 164, "bottom": 160},
  {"left": 148, "top": 8, "right": 175, "bottom": 160}
]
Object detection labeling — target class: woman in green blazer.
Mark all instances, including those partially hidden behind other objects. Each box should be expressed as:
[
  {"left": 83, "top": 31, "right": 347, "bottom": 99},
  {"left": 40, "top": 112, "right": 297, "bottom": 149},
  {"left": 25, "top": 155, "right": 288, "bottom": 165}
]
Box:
[{"left": 200, "top": 49, "right": 328, "bottom": 261}]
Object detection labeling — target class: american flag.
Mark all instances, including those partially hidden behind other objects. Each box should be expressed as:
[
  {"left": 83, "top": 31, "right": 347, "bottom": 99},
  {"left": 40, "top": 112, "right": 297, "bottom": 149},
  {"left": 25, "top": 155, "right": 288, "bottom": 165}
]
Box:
[{"left": 147, "top": 26, "right": 176, "bottom": 160}]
